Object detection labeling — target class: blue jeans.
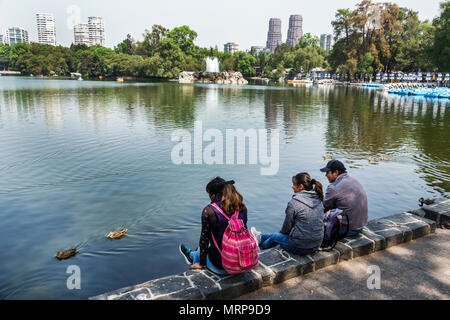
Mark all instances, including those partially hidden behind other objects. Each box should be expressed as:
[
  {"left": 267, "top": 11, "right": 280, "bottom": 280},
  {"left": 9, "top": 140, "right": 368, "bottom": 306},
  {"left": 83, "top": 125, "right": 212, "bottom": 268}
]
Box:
[
  {"left": 190, "top": 248, "right": 229, "bottom": 275},
  {"left": 260, "top": 233, "right": 317, "bottom": 256}
]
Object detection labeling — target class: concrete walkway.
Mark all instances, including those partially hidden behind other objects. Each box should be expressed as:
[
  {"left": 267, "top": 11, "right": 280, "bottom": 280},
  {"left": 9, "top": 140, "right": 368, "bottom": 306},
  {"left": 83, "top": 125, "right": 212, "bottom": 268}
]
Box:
[{"left": 237, "top": 228, "right": 450, "bottom": 300}]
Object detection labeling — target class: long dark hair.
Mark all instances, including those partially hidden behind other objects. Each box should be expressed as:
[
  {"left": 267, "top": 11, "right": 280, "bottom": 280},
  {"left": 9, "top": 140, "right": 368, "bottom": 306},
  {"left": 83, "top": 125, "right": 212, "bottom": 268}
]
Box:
[
  {"left": 206, "top": 177, "right": 245, "bottom": 215},
  {"left": 292, "top": 172, "right": 324, "bottom": 201}
]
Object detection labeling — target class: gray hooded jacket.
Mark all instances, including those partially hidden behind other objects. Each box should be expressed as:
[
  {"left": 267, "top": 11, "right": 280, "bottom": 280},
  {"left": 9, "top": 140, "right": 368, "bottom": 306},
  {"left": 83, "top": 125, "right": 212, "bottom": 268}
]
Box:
[{"left": 280, "top": 190, "right": 325, "bottom": 249}]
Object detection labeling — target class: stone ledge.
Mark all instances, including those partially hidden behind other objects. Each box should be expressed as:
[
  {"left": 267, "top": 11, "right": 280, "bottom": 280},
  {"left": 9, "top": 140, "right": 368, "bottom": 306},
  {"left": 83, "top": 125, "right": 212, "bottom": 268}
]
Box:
[
  {"left": 409, "top": 199, "right": 449, "bottom": 229},
  {"left": 90, "top": 203, "right": 443, "bottom": 300}
]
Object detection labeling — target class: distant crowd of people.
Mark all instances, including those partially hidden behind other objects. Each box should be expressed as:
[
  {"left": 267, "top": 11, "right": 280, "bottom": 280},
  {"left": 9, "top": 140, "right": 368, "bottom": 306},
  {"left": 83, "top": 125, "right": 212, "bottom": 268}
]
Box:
[{"left": 179, "top": 159, "right": 368, "bottom": 275}]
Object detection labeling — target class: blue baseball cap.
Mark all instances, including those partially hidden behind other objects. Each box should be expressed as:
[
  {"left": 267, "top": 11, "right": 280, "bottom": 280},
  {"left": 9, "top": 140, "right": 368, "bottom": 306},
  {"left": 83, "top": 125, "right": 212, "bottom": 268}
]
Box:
[{"left": 320, "top": 160, "right": 347, "bottom": 173}]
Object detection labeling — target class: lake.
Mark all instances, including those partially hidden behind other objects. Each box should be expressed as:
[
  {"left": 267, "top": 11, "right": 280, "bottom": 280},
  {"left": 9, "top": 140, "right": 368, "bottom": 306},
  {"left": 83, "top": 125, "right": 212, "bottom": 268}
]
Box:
[{"left": 0, "top": 77, "right": 448, "bottom": 299}]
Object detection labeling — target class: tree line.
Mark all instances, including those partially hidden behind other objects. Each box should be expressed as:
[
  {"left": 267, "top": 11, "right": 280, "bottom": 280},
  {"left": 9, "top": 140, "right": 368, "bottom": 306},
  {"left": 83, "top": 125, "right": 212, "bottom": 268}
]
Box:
[{"left": 0, "top": 0, "right": 448, "bottom": 80}]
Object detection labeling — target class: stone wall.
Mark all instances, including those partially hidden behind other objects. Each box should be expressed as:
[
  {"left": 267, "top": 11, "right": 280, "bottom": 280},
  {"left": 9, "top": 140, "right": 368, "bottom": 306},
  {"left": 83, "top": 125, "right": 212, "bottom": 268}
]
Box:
[
  {"left": 179, "top": 71, "right": 248, "bottom": 85},
  {"left": 90, "top": 200, "right": 449, "bottom": 300}
]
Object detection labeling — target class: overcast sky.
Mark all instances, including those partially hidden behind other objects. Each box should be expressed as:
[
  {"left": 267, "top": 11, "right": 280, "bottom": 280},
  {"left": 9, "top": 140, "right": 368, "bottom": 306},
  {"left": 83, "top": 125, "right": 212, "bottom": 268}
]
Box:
[{"left": 0, "top": 0, "right": 444, "bottom": 50}]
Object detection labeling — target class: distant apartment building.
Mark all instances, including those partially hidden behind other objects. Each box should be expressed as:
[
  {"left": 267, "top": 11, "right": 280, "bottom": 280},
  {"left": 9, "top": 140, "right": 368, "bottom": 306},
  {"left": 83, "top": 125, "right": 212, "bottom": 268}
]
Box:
[
  {"left": 88, "top": 17, "right": 105, "bottom": 46},
  {"left": 36, "top": 13, "right": 56, "bottom": 45},
  {"left": 266, "top": 18, "right": 282, "bottom": 52},
  {"left": 320, "top": 34, "right": 333, "bottom": 51},
  {"left": 74, "top": 23, "right": 90, "bottom": 46},
  {"left": 224, "top": 42, "right": 238, "bottom": 54},
  {"left": 286, "top": 15, "right": 303, "bottom": 47},
  {"left": 0, "top": 34, "right": 4, "bottom": 44},
  {"left": 5, "top": 27, "right": 29, "bottom": 45},
  {"left": 251, "top": 46, "right": 264, "bottom": 56}
]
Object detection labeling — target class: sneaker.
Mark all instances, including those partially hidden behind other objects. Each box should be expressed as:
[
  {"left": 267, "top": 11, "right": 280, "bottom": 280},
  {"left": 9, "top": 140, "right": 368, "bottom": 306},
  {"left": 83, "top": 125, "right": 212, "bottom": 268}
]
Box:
[
  {"left": 250, "top": 227, "right": 262, "bottom": 245},
  {"left": 179, "top": 243, "right": 193, "bottom": 265}
]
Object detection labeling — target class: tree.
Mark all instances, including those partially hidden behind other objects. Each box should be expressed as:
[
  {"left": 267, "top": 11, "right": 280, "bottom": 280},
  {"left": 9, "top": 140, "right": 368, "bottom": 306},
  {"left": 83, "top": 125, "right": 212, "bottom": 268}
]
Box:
[
  {"left": 115, "top": 34, "right": 136, "bottom": 55},
  {"left": 433, "top": 1, "right": 450, "bottom": 71},
  {"left": 167, "top": 25, "right": 198, "bottom": 55},
  {"left": 237, "top": 54, "right": 257, "bottom": 76},
  {"left": 140, "top": 25, "right": 169, "bottom": 57}
]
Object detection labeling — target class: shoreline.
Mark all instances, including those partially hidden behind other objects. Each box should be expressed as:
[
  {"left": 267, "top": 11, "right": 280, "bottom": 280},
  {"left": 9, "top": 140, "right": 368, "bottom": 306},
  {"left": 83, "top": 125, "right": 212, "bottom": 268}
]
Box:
[{"left": 90, "top": 199, "right": 449, "bottom": 300}]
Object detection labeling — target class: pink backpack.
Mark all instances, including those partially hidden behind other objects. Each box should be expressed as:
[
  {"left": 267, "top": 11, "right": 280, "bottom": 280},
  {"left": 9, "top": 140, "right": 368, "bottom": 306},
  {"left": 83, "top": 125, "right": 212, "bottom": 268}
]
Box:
[{"left": 210, "top": 202, "right": 259, "bottom": 274}]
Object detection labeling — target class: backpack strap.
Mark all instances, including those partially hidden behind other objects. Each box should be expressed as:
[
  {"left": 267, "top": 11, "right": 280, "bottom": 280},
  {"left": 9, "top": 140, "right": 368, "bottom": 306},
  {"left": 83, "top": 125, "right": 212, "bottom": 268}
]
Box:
[
  {"left": 209, "top": 202, "right": 239, "bottom": 254},
  {"left": 210, "top": 202, "right": 239, "bottom": 220}
]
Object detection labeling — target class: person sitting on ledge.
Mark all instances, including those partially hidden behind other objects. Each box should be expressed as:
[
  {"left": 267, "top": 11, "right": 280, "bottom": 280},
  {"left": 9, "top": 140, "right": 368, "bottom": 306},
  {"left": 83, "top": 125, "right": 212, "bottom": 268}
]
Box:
[
  {"left": 179, "top": 177, "right": 247, "bottom": 275},
  {"left": 251, "top": 172, "right": 325, "bottom": 255},
  {"left": 320, "top": 160, "right": 368, "bottom": 236}
]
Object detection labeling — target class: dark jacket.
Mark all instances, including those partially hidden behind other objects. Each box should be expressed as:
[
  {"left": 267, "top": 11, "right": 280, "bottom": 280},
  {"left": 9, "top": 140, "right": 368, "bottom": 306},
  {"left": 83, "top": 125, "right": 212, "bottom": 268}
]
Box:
[
  {"left": 280, "top": 190, "right": 324, "bottom": 249},
  {"left": 323, "top": 173, "right": 368, "bottom": 230}
]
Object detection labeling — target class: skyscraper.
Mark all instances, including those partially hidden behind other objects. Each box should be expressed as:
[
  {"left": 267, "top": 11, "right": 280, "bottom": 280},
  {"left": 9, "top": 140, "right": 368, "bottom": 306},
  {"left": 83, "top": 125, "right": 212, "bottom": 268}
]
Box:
[
  {"left": 5, "top": 27, "right": 29, "bottom": 45},
  {"left": 88, "top": 17, "right": 105, "bottom": 46},
  {"left": 36, "top": 13, "right": 56, "bottom": 46},
  {"left": 74, "top": 23, "right": 90, "bottom": 46},
  {"left": 287, "top": 15, "right": 303, "bottom": 47},
  {"left": 320, "top": 34, "right": 333, "bottom": 51},
  {"left": 266, "top": 18, "right": 282, "bottom": 52}
]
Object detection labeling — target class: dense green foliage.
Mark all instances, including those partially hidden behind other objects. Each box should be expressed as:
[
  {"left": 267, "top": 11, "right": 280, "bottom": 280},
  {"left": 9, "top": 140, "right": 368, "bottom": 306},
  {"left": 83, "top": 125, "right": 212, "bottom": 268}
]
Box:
[
  {"left": 0, "top": 1, "right": 448, "bottom": 79},
  {"left": 329, "top": 0, "right": 449, "bottom": 73}
]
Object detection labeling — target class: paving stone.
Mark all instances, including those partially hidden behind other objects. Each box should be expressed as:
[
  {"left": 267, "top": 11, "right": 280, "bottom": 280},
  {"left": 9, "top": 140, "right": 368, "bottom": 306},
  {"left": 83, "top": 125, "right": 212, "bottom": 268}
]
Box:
[
  {"left": 150, "top": 275, "right": 192, "bottom": 297},
  {"left": 270, "top": 259, "right": 303, "bottom": 284},
  {"left": 340, "top": 233, "right": 374, "bottom": 257},
  {"left": 216, "top": 271, "right": 262, "bottom": 299},
  {"left": 251, "top": 264, "right": 276, "bottom": 287},
  {"left": 361, "top": 227, "right": 386, "bottom": 251},
  {"left": 118, "top": 288, "right": 152, "bottom": 300},
  {"left": 257, "top": 248, "right": 290, "bottom": 267},
  {"left": 309, "top": 249, "right": 339, "bottom": 270},
  {"left": 187, "top": 271, "right": 221, "bottom": 299},
  {"left": 333, "top": 242, "right": 353, "bottom": 261},
  {"left": 386, "top": 213, "right": 431, "bottom": 240},
  {"left": 290, "top": 253, "right": 315, "bottom": 274},
  {"left": 115, "top": 292, "right": 139, "bottom": 300},
  {"left": 366, "top": 218, "right": 407, "bottom": 248}
]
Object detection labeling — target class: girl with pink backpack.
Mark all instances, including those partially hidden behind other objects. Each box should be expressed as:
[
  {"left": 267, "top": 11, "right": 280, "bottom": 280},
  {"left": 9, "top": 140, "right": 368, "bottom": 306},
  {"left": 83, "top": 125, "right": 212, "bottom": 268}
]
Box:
[{"left": 179, "top": 177, "right": 259, "bottom": 275}]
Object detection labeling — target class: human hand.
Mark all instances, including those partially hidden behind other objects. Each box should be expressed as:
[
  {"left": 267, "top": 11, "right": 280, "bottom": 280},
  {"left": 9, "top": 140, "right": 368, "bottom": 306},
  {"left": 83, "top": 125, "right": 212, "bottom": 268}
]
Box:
[{"left": 189, "top": 263, "right": 203, "bottom": 270}]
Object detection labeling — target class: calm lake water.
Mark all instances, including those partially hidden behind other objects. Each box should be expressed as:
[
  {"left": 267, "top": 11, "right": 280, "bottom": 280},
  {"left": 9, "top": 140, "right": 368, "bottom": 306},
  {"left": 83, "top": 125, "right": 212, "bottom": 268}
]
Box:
[{"left": 0, "top": 77, "right": 448, "bottom": 299}]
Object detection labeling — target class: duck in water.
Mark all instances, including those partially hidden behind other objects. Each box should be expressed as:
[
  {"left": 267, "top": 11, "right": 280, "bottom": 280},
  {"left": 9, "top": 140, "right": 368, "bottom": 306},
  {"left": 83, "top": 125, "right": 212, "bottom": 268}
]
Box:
[
  {"left": 107, "top": 228, "right": 127, "bottom": 240},
  {"left": 56, "top": 249, "right": 78, "bottom": 260}
]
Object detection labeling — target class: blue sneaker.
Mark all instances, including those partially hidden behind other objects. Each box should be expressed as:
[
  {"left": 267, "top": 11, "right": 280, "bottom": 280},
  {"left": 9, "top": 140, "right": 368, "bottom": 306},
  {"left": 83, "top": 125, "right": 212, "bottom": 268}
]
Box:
[{"left": 179, "top": 243, "right": 193, "bottom": 265}]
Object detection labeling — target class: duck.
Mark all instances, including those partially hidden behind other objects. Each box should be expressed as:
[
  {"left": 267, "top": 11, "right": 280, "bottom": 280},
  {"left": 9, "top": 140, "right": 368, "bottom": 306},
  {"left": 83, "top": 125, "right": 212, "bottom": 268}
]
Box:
[
  {"left": 419, "top": 198, "right": 435, "bottom": 207},
  {"left": 323, "top": 154, "right": 333, "bottom": 160},
  {"left": 56, "top": 249, "right": 78, "bottom": 260},
  {"left": 107, "top": 228, "right": 128, "bottom": 240},
  {"left": 380, "top": 156, "right": 391, "bottom": 161},
  {"left": 368, "top": 157, "right": 377, "bottom": 163}
]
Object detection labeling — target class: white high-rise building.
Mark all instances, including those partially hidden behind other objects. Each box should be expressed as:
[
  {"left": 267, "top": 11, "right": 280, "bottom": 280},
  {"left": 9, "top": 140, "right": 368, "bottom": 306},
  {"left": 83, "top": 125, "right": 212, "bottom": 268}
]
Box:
[
  {"left": 0, "top": 35, "right": 4, "bottom": 44},
  {"left": 320, "top": 34, "right": 333, "bottom": 51},
  {"left": 74, "top": 23, "right": 90, "bottom": 46},
  {"left": 224, "top": 42, "right": 238, "bottom": 54},
  {"left": 5, "top": 27, "right": 29, "bottom": 45},
  {"left": 36, "top": 13, "right": 56, "bottom": 46},
  {"left": 88, "top": 17, "right": 105, "bottom": 46}
]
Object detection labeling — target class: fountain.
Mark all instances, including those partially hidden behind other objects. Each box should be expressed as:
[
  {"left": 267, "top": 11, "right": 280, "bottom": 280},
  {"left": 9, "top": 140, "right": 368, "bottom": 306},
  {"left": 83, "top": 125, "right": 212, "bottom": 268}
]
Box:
[
  {"left": 179, "top": 57, "right": 248, "bottom": 85},
  {"left": 206, "top": 57, "right": 220, "bottom": 73}
]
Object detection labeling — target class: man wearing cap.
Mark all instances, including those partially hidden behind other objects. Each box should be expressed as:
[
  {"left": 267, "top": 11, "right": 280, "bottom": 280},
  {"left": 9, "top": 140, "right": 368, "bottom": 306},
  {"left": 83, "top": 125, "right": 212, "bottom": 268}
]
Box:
[{"left": 320, "top": 160, "right": 368, "bottom": 236}]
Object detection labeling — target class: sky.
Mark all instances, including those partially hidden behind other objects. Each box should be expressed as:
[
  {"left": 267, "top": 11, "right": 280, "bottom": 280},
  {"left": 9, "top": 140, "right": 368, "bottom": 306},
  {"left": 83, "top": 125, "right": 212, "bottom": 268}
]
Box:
[{"left": 0, "top": 0, "right": 444, "bottom": 50}]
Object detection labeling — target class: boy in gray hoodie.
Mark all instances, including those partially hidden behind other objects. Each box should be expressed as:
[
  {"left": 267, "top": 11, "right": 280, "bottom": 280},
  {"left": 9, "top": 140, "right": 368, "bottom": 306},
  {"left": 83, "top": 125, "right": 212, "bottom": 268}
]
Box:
[{"left": 251, "top": 173, "right": 325, "bottom": 255}]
